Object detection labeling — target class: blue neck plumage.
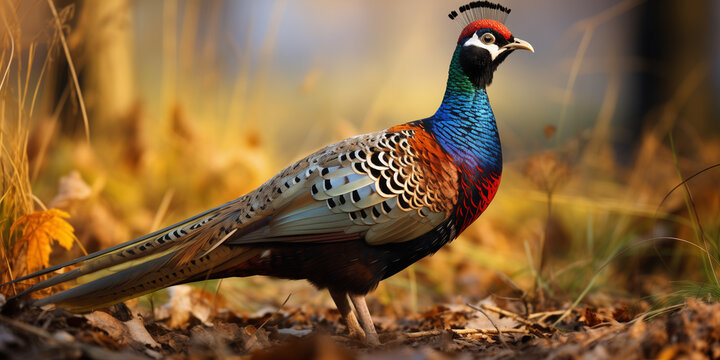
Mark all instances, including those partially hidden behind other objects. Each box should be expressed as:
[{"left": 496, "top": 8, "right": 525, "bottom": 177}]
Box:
[{"left": 426, "top": 47, "right": 503, "bottom": 174}]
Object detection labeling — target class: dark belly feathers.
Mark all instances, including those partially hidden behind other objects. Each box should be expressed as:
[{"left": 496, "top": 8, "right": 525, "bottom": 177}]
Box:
[{"left": 213, "top": 218, "right": 457, "bottom": 294}]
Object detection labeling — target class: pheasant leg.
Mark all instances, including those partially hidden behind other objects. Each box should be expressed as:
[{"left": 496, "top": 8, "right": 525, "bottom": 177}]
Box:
[
  {"left": 330, "top": 290, "right": 365, "bottom": 340},
  {"left": 349, "top": 294, "right": 379, "bottom": 345}
]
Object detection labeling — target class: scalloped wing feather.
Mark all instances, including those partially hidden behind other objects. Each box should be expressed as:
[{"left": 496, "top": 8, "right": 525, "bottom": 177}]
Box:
[{"left": 232, "top": 127, "right": 459, "bottom": 245}]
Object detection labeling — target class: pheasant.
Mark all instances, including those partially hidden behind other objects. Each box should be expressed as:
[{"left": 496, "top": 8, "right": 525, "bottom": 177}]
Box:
[{"left": 4, "top": 1, "right": 532, "bottom": 345}]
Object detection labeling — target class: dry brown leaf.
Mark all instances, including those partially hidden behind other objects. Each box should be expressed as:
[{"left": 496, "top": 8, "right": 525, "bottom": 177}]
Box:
[
  {"left": 612, "top": 306, "right": 633, "bottom": 322},
  {"left": 583, "top": 308, "right": 601, "bottom": 327},
  {"left": 167, "top": 285, "right": 216, "bottom": 329},
  {"left": 85, "top": 311, "right": 159, "bottom": 349},
  {"left": 85, "top": 311, "right": 128, "bottom": 342},
  {"left": 11, "top": 208, "right": 76, "bottom": 273},
  {"left": 88, "top": 330, "right": 122, "bottom": 350},
  {"left": 154, "top": 332, "right": 190, "bottom": 352},
  {"left": 124, "top": 317, "right": 159, "bottom": 348},
  {"left": 48, "top": 171, "right": 92, "bottom": 210},
  {"left": 241, "top": 326, "right": 272, "bottom": 353}
]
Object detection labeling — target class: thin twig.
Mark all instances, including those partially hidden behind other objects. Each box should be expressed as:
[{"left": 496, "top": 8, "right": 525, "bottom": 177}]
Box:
[
  {"left": 480, "top": 304, "right": 545, "bottom": 330},
  {"left": 467, "top": 303, "right": 509, "bottom": 348},
  {"left": 581, "top": 325, "right": 623, "bottom": 347},
  {"left": 405, "top": 328, "right": 529, "bottom": 339},
  {"left": 257, "top": 292, "right": 292, "bottom": 332},
  {"left": 528, "top": 310, "right": 566, "bottom": 322},
  {"left": 478, "top": 303, "right": 553, "bottom": 339},
  {"left": 46, "top": 0, "right": 90, "bottom": 144}
]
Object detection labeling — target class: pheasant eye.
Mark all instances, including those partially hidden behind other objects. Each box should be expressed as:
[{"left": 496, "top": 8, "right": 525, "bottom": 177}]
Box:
[{"left": 481, "top": 33, "right": 495, "bottom": 45}]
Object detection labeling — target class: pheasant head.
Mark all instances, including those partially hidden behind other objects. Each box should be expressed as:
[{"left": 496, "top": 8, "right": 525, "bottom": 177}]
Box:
[{"left": 450, "top": 1, "right": 534, "bottom": 89}]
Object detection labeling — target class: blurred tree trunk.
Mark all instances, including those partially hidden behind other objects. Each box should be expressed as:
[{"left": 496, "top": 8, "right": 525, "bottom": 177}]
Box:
[
  {"left": 620, "top": 0, "right": 717, "bottom": 205},
  {"left": 633, "top": 0, "right": 717, "bottom": 145},
  {"left": 624, "top": 0, "right": 719, "bottom": 278},
  {"left": 54, "top": 0, "right": 138, "bottom": 139},
  {"left": 74, "top": 0, "right": 135, "bottom": 127},
  {"left": 76, "top": 0, "right": 145, "bottom": 171}
]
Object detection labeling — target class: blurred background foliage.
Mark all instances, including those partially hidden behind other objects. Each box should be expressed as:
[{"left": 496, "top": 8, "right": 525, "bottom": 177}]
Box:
[{"left": 1, "top": 0, "right": 719, "bottom": 316}]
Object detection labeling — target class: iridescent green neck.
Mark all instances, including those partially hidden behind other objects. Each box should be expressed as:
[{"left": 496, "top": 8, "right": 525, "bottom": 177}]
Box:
[
  {"left": 428, "top": 45, "right": 502, "bottom": 173},
  {"left": 446, "top": 46, "right": 478, "bottom": 94}
]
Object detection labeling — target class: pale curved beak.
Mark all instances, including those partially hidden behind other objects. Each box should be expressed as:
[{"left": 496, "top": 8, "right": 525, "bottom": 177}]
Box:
[{"left": 502, "top": 38, "right": 534, "bottom": 53}]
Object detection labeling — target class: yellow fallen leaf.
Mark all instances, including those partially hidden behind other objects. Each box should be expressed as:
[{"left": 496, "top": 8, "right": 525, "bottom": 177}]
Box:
[{"left": 11, "top": 208, "right": 76, "bottom": 273}]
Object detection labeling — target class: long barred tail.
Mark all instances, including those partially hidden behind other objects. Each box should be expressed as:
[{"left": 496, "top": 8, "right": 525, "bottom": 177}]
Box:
[
  {"left": 36, "top": 245, "right": 260, "bottom": 312},
  {"left": 1, "top": 199, "right": 254, "bottom": 312}
]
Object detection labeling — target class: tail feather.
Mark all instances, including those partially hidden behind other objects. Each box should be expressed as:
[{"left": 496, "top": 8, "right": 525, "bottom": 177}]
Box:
[
  {"left": 3, "top": 198, "right": 247, "bottom": 300},
  {"left": 35, "top": 251, "right": 177, "bottom": 310},
  {"left": 35, "top": 245, "right": 261, "bottom": 312}
]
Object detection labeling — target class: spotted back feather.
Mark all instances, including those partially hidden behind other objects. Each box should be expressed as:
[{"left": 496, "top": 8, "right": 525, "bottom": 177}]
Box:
[{"left": 233, "top": 128, "right": 456, "bottom": 245}]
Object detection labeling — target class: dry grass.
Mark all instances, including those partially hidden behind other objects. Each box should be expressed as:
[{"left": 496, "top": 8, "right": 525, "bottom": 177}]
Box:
[{"left": 0, "top": 0, "right": 45, "bottom": 288}]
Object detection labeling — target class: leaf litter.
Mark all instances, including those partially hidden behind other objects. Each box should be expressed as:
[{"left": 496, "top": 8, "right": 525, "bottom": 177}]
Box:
[{"left": 1, "top": 288, "right": 720, "bottom": 359}]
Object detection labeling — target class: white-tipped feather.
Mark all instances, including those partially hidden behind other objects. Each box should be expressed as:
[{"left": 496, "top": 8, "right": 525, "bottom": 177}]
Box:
[
  {"left": 352, "top": 189, "right": 386, "bottom": 209},
  {"left": 322, "top": 176, "right": 375, "bottom": 198},
  {"left": 323, "top": 166, "right": 355, "bottom": 180}
]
